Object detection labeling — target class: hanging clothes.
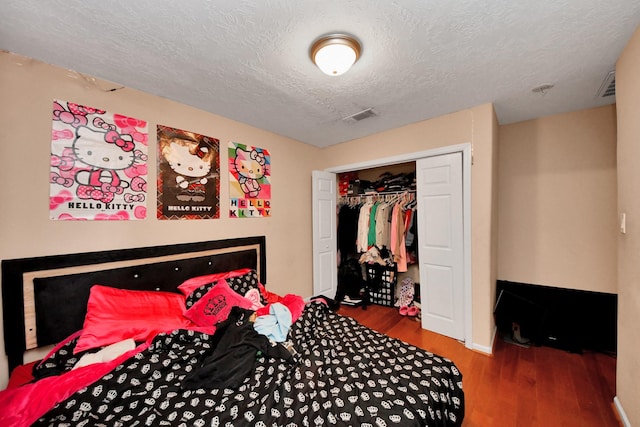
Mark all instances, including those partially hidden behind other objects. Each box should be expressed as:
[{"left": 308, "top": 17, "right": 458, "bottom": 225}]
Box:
[
  {"left": 338, "top": 188, "right": 417, "bottom": 273},
  {"left": 367, "top": 201, "right": 379, "bottom": 248},
  {"left": 391, "top": 202, "right": 408, "bottom": 272},
  {"left": 337, "top": 203, "right": 360, "bottom": 262},
  {"left": 356, "top": 201, "right": 372, "bottom": 253},
  {"left": 375, "top": 202, "right": 390, "bottom": 249}
]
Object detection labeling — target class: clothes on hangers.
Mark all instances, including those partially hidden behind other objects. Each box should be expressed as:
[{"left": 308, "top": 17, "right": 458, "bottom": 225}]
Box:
[
  {"left": 337, "top": 190, "right": 417, "bottom": 270},
  {"left": 356, "top": 200, "right": 372, "bottom": 253},
  {"left": 337, "top": 203, "right": 359, "bottom": 261}
]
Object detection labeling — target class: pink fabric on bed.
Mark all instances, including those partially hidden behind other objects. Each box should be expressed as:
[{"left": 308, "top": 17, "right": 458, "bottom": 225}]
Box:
[
  {"left": 258, "top": 282, "right": 283, "bottom": 304},
  {"left": 0, "top": 341, "right": 150, "bottom": 427},
  {"left": 39, "top": 329, "right": 84, "bottom": 366},
  {"left": 4, "top": 329, "right": 85, "bottom": 389},
  {"left": 0, "top": 321, "right": 217, "bottom": 427},
  {"left": 74, "top": 285, "right": 191, "bottom": 354},
  {"left": 184, "top": 280, "right": 254, "bottom": 326},
  {"left": 177, "top": 268, "right": 253, "bottom": 296},
  {"left": 255, "top": 294, "right": 305, "bottom": 323},
  {"left": 6, "top": 361, "right": 38, "bottom": 390}
]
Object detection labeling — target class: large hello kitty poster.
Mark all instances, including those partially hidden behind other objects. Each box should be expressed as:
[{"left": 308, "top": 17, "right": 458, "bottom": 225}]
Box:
[
  {"left": 157, "top": 125, "right": 220, "bottom": 220},
  {"left": 49, "top": 100, "right": 148, "bottom": 220},
  {"left": 228, "top": 142, "right": 271, "bottom": 218}
]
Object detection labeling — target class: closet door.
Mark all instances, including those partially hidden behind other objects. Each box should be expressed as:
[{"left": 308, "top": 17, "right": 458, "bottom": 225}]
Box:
[
  {"left": 312, "top": 171, "right": 337, "bottom": 298},
  {"left": 417, "top": 152, "right": 465, "bottom": 341}
]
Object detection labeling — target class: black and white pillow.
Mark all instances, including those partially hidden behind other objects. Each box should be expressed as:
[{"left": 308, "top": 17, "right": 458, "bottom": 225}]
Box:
[
  {"left": 184, "top": 282, "right": 216, "bottom": 310},
  {"left": 184, "top": 269, "right": 264, "bottom": 309},
  {"left": 226, "top": 270, "right": 262, "bottom": 300}
]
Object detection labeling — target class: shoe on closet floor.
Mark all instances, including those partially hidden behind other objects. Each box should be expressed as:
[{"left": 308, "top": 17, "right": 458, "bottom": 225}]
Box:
[
  {"left": 407, "top": 306, "right": 419, "bottom": 317},
  {"left": 342, "top": 295, "right": 363, "bottom": 306}
]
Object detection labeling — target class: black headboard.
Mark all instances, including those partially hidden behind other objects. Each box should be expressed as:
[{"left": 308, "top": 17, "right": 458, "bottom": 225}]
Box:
[{"left": 1, "top": 236, "right": 266, "bottom": 373}]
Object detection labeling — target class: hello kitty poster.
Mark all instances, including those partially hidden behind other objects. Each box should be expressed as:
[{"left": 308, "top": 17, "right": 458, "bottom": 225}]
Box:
[
  {"left": 49, "top": 100, "right": 148, "bottom": 220},
  {"left": 157, "top": 125, "right": 220, "bottom": 220},
  {"left": 228, "top": 142, "right": 271, "bottom": 218}
]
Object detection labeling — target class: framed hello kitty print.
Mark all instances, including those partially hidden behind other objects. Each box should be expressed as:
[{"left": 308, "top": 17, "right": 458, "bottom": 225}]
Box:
[
  {"left": 157, "top": 125, "right": 220, "bottom": 220},
  {"left": 49, "top": 100, "right": 148, "bottom": 220},
  {"left": 228, "top": 142, "right": 271, "bottom": 218}
]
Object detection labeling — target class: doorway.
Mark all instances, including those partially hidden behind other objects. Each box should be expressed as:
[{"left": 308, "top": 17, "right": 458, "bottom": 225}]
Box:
[{"left": 312, "top": 143, "right": 472, "bottom": 348}]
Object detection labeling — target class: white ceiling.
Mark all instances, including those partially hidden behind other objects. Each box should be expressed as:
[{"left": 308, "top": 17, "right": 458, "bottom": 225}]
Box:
[{"left": 2, "top": 1, "right": 639, "bottom": 148}]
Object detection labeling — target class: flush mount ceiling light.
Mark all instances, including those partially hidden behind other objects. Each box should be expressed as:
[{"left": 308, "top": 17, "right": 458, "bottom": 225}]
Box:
[{"left": 310, "top": 34, "right": 361, "bottom": 76}]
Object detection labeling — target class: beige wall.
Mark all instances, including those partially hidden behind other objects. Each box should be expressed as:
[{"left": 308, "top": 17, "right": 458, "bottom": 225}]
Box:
[
  {"left": 498, "top": 106, "right": 618, "bottom": 294},
  {"left": 615, "top": 25, "right": 640, "bottom": 427},
  {"left": 0, "top": 52, "right": 319, "bottom": 387},
  {"left": 1, "top": 45, "right": 630, "bottom": 415},
  {"left": 319, "top": 103, "right": 499, "bottom": 351}
]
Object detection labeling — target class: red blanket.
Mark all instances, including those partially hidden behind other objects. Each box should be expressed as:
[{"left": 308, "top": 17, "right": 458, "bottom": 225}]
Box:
[{"left": 0, "top": 342, "right": 149, "bottom": 427}]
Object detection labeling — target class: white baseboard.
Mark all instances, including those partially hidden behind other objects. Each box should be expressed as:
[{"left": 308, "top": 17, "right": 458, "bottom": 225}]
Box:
[
  {"left": 470, "top": 326, "right": 496, "bottom": 355},
  {"left": 614, "top": 396, "right": 631, "bottom": 427}
]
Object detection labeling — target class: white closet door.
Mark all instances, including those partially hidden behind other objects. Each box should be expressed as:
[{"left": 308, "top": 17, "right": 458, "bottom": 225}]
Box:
[
  {"left": 312, "top": 171, "right": 337, "bottom": 298},
  {"left": 417, "top": 152, "right": 465, "bottom": 341}
]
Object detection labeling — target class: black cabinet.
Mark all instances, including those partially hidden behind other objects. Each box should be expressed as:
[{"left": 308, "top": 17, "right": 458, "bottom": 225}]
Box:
[{"left": 494, "top": 280, "right": 617, "bottom": 354}]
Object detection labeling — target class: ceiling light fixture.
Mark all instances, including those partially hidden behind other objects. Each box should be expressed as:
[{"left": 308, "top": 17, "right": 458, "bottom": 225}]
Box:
[{"left": 310, "top": 34, "right": 361, "bottom": 76}]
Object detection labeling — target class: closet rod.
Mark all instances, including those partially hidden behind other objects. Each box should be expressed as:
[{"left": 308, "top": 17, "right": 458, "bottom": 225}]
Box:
[{"left": 338, "top": 190, "right": 415, "bottom": 204}]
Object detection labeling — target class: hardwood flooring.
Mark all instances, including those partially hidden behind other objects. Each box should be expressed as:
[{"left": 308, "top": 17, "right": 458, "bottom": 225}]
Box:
[{"left": 338, "top": 304, "right": 620, "bottom": 427}]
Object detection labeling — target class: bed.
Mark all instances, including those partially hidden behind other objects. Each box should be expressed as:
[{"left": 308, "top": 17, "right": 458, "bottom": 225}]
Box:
[{"left": 1, "top": 236, "right": 464, "bottom": 426}]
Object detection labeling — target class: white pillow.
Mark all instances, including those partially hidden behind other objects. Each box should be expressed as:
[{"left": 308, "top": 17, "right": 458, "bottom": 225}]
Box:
[{"left": 73, "top": 338, "right": 136, "bottom": 369}]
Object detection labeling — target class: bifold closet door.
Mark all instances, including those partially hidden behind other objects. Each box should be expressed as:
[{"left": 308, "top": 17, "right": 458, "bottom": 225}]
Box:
[
  {"left": 312, "top": 170, "right": 337, "bottom": 298},
  {"left": 417, "top": 152, "right": 465, "bottom": 341}
]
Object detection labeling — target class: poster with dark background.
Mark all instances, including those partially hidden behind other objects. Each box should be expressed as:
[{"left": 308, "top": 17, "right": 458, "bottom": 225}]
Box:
[{"left": 157, "top": 125, "right": 220, "bottom": 220}]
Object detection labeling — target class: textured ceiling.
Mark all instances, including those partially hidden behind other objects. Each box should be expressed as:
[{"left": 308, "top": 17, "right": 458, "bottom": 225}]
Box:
[{"left": 2, "top": 1, "right": 639, "bottom": 147}]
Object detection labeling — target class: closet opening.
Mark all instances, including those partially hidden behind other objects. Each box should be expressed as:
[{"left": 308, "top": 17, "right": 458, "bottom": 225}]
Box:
[
  {"left": 313, "top": 143, "right": 473, "bottom": 348},
  {"left": 336, "top": 162, "right": 420, "bottom": 316}
]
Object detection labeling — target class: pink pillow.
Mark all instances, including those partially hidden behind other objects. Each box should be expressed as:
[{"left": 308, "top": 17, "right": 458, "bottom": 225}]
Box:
[
  {"left": 177, "top": 268, "right": 253, "bottom": 296},
  {"left": 244, "top": 288, "right": 264, "bottom": 310},
  {"left": 184, "top": 280, "right": 253, "bottom": 326},
  {"left": 75, "top": 285, "right": 191, "bottom": 354}
]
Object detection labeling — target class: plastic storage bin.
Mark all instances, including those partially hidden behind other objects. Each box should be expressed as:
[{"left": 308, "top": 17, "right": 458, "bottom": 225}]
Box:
[{"left": 365, "top": 263, "right": 397, "bottom": 306}]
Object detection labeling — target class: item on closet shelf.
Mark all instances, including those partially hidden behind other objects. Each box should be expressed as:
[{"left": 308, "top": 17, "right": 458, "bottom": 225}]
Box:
[
  {"left": 372, "top": 172, "right": 416, "bottom": 193},
  {"left": 338, "top": 173, "right": 356, "bottom": 196}
]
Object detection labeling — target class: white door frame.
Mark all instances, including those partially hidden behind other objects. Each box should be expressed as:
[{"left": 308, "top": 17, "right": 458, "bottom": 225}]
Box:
[{"left": 325, "top": 143, "right": 472, "bottom": 349}]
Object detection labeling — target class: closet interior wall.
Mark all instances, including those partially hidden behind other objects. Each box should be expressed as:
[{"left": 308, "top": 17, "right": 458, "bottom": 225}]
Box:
[{"left": 337, "top": 162, "right": 420, "bottom": 296}]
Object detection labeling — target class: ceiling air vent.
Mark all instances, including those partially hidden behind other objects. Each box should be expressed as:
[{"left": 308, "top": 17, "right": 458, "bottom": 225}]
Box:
[
  {"left": 342, "top": 108, "right": 377, "bottom": 123},
  {"left": 597, "top": 70, "right": 615, "bottom": 98}
]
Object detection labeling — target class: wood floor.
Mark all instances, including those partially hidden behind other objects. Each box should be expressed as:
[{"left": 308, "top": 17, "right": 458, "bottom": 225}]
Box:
[{"left": 338, "top": 304, "right": 620, "bottom": 427}]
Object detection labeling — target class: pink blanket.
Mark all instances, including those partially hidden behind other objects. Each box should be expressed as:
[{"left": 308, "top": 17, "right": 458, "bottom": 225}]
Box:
[
  {"left": 0, "top": 324, "right": 216, "bottom": 427},
  {"left": 0, "top": 341, "right": 149, "bottom": 427}
]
